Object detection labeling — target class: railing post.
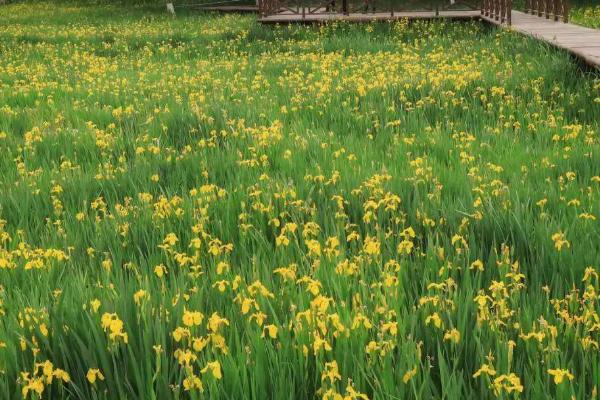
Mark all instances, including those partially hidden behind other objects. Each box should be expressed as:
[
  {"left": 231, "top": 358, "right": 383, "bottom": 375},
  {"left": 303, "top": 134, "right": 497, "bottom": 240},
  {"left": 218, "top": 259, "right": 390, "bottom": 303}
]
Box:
[
  {"left": 495, "top": 0, "right": 500, "bottom": 20},
  {"left": 523, "top": 0, "right": 569, "bottom": 23},
  {"left": 498, "top": 0, "right": 502, "bottom": 20}
]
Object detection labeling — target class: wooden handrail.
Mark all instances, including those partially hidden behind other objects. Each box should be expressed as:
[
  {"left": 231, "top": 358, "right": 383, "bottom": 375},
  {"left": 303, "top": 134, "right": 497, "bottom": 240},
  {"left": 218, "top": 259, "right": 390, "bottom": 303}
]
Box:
[
  {"left": 481, "top": 0, "right": 512, "bottom": 24},
  {"left": 259, "top": 0, "right": 481, "bottom": 17},
  {"left": 258, "top": 0, "right": 279, "bottom": 16},
  {"left": 524, "top": 0, "right": 568, "bottom": 22}
]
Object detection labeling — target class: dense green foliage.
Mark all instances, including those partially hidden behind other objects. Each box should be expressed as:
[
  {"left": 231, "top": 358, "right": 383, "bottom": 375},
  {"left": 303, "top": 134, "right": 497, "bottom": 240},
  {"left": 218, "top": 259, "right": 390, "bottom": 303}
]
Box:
[{"left": 571, "top": 3, "right": 600, "bottom": 28}]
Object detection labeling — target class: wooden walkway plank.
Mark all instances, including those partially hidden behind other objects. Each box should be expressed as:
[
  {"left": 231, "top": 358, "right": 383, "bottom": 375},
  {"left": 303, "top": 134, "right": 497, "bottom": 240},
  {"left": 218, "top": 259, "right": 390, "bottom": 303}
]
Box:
[
  {"left": 259, "top": 10, "right": 481, "bottom": 24},
  {"left": 483, "top": 10, "right": 600, "bottom": 69},
  {"left": 199, "top": 5, "right": 259, "bottom": 12}
]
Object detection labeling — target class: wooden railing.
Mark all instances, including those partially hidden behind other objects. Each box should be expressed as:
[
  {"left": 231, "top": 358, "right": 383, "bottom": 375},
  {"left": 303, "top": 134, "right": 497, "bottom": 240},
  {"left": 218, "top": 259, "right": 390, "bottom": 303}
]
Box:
[
  {"left": 260, "top": 0, "right": 570, "bottom": 21},
  {"left": 258, "top": 0, "right": 277, "bottom": 16},
  {"left": 524, "top": 0, "right": 568, "bottom": 22},
  {"left": 259, "top": 0, "right": 479, "bottom": 17},
  {"left": 481, "top": 0, "right": 512, "bottom": 24}
]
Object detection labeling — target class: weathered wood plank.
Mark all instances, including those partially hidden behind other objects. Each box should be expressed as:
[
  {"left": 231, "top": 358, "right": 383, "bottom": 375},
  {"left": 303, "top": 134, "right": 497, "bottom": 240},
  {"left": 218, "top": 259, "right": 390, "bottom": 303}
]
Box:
[
  {"left": 197, "top": 5, "right": 259, "bottom": 12},
  {"left": 259, "top": 10, "right": 481, "bottom": 23},
  {"left": 484, "top": 10, "right": 600, "bottom": 69}
]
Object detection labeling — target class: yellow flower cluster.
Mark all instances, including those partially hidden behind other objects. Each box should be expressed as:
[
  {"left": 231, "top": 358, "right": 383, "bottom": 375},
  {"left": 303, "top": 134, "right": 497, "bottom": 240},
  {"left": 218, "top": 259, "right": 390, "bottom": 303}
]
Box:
[
  {"left": 100, "top": 313, "right": 129, "bottom": 344},
  {"left": 21, "top": 361, "right": 70, "bottom": 398}
]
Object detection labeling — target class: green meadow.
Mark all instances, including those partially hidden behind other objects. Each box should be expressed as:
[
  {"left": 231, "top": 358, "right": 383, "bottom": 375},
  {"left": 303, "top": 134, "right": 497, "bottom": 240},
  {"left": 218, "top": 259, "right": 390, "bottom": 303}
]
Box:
[{"left": 0, "top": 2, "right": 599, "bottom": 399}]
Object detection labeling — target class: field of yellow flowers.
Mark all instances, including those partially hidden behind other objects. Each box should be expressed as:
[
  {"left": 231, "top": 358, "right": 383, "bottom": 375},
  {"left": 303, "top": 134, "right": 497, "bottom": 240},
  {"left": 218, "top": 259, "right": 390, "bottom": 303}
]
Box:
[{"left": 1, "top": 2, "right": 600, "bottom": 399}]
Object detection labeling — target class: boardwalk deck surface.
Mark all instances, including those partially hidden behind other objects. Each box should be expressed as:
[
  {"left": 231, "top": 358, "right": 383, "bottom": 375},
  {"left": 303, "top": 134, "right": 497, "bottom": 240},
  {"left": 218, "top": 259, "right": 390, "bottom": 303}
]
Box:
[
  {"left": 259, "top": 10, "right": 481, "bottom": 23},
  {"left": 483, "top": 10, "right": 600, "bottom": 67},
  {"left": 259, "top": 8, "right": 600, "bottom": 68},
  {"left": 198, "top": 5, "right": 258, "bottom": 12}
]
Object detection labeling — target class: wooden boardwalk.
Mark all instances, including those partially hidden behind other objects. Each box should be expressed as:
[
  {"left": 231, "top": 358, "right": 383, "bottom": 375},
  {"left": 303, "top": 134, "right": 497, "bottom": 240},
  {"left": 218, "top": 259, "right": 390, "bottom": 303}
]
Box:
[
  {"left": 483, "top": 10, "right": 600, "bottom": 68},
  {"left": 258, "top": 7, "right": 600, "bottom": 69},
  {"left": 198, "top": 5, "right": 258, "bottom": 12},
  {"left": 259, "top": 10, "right": 481, "bottom": 24}
]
